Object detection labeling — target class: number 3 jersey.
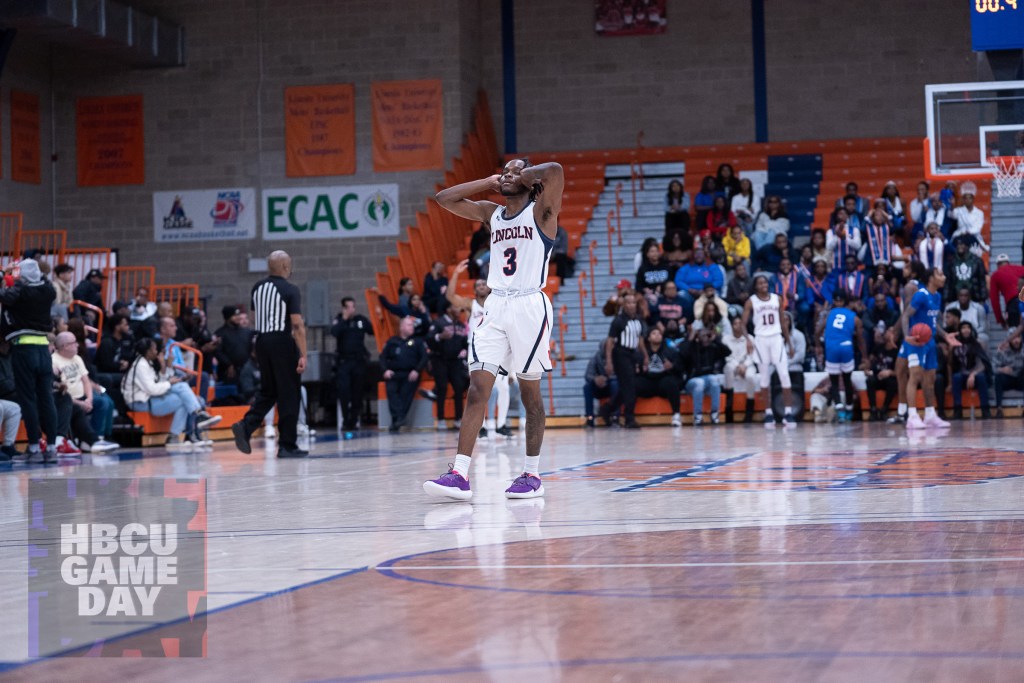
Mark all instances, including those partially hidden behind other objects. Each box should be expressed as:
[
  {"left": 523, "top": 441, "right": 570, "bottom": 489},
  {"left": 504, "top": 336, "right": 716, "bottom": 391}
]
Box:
[{"left": 488, "top": 201, "right": 555, "bottom": 292}]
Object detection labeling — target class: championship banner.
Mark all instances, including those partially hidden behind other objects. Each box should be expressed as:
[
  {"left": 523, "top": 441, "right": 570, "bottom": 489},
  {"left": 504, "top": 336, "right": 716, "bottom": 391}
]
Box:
[
  {"left": 263, "top": 184, "right": 399, "bottom": 240},
  {"left": 153, "top": 188, "right": 257, "bottom": 243},
  {"left": 285, "top": 84, "right": 356, "bottom": 177},
  {"left": 76, "top": 95, "right": 145, "bottom": 186},
  {"left": 28, "top": 478, "right": 207, "bottom": 658},
  {"left": 371, "top": 79, "right": 443, "bottom": 172},
  {"left": 595, "top": 0, "right": 667, "bottom": 36},
  {"left": 10, "top": 90, "right": 40, "bottom": 184}
]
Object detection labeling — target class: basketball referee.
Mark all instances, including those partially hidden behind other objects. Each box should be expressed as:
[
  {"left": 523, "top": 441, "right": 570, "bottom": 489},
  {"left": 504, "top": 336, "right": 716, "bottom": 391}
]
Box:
[{"left": 232, "top": 250, "right": 308, "bottom": 458}]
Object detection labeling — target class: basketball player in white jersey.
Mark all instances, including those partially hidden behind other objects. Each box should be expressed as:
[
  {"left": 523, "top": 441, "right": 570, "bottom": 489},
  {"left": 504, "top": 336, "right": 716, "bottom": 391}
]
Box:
[
  {"left": 443, "top": 259, "right": 512, "bottom": 439},
  {"left": 741, "top": 275, "right": 797, "bottom": 427},
  {"left": 424, "top": 158, "right": 564, "bottom": 501}
]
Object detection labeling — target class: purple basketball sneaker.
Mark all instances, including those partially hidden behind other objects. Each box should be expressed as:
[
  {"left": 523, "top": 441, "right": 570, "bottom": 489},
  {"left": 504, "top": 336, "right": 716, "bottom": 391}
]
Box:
[
  {"left": 505, "top": 472, "right": 544, "bottom": 499},
  {"left": 423, "top": 464, "right": 472, "bottom": 501}
]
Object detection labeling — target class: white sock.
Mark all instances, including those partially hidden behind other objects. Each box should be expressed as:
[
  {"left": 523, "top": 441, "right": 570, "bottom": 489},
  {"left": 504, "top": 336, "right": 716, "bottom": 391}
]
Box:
[
  {"left": 453, "top": 454, "right": 472, "bottom": 478},
  {"left": 524, "top": 454, "right": 541, "bottom": 475},
  {"left": 924, "top": 406, "right": 937, "bottom": 419},
  {"left": 897, "top": 403, "right": 907, "bottom": 416},
  {"left": 784, "top": 406, "right": 792, "bottom": 415},
  {"left": 765, "top": 408, "right": 774, "bottom": 416},
  {"left": 55, "top": 435, "right": 65, "bottom": 446},
  {"left": 908, "top": 408, "right": 919, "bottom": 419}
]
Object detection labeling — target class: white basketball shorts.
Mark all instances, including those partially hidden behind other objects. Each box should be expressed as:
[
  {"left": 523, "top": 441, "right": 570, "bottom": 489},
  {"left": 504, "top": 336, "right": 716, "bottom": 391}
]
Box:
[
  {"left": 754, "top": 334, "right": 791, "bottom": 389},
  {"left": 469, "top": 290, "right": 553, "bottom": 378}
]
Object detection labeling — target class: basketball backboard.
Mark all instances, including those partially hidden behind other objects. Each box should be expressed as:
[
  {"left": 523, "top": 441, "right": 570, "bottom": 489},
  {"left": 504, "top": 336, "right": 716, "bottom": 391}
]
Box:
[{"left": 925, "top": 79, "right": 1024, "bottom": 180}]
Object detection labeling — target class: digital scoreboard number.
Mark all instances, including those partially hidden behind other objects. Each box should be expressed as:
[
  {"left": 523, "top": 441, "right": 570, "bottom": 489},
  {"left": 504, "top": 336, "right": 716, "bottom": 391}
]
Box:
[{"left": 971, "top": 0, "right": 1024, "bottom": 51}]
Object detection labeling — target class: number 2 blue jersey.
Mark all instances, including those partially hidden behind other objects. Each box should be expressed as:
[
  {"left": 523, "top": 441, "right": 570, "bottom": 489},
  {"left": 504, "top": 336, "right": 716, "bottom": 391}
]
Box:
[
  {"left": 909, "top": 288, "right": 942, "bottom": 332},
  {"left": 824, "top": 306, "right": 856, "bottom": 347}
]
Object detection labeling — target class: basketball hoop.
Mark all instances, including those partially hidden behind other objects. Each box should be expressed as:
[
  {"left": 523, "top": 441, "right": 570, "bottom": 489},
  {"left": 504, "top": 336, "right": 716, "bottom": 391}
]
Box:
[{"left": 989, "top": 156, "right": 1024, "bottom": 198}]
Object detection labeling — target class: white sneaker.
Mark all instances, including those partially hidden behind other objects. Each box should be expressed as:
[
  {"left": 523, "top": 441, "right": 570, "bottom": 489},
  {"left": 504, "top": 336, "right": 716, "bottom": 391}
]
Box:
[
  {"left": 264, "top": 426, "right": 277, "bottom": 438},
  {"left": 165, "top": 437, "right": 193, "bottom": 453},
  {"left": 297, "top": 424, "right": 315, "bottom": 437},
  {"left": 671, "top": 413, "right": 682, "bottom": 427},
  {"left": 711, "top": 411, "right": 721, "bottom": 425},
  {"left": 693, "top": 414, "right": 703, "bottom": 426},
  {"left": 906, "top": 413, "right": 926, "bottom": 430},
  {"left": 924, "top": 414, "right": 951, "bottom": 428},
  {"left": 89, "top": 440, "right": 119, "bottom": 453}
]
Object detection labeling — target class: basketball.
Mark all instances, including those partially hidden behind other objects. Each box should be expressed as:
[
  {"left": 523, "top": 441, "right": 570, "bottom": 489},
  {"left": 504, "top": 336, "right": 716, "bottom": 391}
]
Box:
[{"left": 911, "top": 322, "right": 933, "bottom": 345}]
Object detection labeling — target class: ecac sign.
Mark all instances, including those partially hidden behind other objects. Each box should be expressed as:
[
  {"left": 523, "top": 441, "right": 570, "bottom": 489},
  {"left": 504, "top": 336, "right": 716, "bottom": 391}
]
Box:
[{"left": 263, "top": 184, "right": 399, "bottom": 240}]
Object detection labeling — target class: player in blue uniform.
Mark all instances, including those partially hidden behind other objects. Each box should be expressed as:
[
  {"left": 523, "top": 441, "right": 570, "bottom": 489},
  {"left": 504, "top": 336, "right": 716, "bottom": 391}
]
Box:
[
  {"left": 818, "top": 289, "right": 867, "bottom": 422},
  {"left": 896, "top": 266, "right": 960, "bottom": 430},
  {"left": 888, "top": 260, "right": 928, "bottom": 424}
]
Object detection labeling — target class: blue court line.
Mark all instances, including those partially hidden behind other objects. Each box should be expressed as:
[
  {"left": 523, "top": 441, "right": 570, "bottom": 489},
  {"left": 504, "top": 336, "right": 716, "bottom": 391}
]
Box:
[
  {"left": 314, "top": 649, "right": 1024, "bottom": 682},
  {"left": 0, "top": 566, "right": 368, "bottom": 673}
]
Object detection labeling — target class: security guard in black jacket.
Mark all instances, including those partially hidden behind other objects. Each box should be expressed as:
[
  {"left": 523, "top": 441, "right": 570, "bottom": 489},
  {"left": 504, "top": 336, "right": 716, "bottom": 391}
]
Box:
[
  {"left": 380, "top": 316, "right": 427, "bottom": 432},
  {"left": 0, "top": 259, "right": 58, "bottom": 462},
  {"left": 426, "top": 304, "right": 469, "bottom": 427},
  {"left": 330, "top": 296, "right": 374, "bottom": 431}
]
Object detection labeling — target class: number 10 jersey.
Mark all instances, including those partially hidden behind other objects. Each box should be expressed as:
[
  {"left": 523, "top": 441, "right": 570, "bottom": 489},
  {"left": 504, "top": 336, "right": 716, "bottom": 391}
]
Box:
[{"left": 487, "top": 201, "right": 555, "bottom": 293}]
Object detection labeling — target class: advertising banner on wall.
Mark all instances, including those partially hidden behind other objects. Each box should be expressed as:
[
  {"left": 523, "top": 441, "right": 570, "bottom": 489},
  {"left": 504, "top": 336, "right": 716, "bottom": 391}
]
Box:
[
  {"left": 10, "top": 90, "right": 40, "bottom": 184},
  {"left": 76, "top": 95, "right": 145, "bottom": 186},
  {"left": 285, "top": 84, "right": 356, "bottom": 177},
  {"left": 153, "top": 188, "right": 257, "bottom": 243},
  {"left": 262, "top": 184, "right": 399, "bottom": 240},
  {"left": 371, "top": 79, "right": 443, "bottom": 172}
]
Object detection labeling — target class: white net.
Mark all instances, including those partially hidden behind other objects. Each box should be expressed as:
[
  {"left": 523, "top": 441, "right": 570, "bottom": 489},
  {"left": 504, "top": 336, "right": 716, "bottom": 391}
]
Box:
[{"left": 990, "top": 157, "right": 1024, "bottom": 198}]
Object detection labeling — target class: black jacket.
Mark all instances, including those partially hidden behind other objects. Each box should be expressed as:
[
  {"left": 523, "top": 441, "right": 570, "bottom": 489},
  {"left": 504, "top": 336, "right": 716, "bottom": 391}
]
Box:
[
  {"left": 0, "top": 352, "right": 16, "bottom": 401},
  {"left": 331, "top": 314, "right": 374, "bottom": 360},
  {"left": 0, "top": 279, "right": 56, "bottom": 339},
  {"left": 427, "top": 315, "right": 468, "bottom": 361},
  {"left": 95, "top": 333, "right": 136, "bottom": 374},
  {"left": 214, "top": 323, "right": 255, "bottom": 380},
  {"left": 380, "top": 335, "right": 427, "bottom": 374},
  {"left": 72, "top": 278, "right": 103, "bottom": 309},
  {"left": 681, "top": 339, "right": 731, "bottom": 378}
]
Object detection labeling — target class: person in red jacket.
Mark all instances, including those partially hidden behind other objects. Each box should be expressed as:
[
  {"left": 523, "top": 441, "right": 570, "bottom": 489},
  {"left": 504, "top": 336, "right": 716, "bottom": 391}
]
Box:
[
  {"left": 704, "top": 195, "right": 737, "bottom": 240},
  {"left": 990, "top": 254, "right": 1024, "bottom": 328}
]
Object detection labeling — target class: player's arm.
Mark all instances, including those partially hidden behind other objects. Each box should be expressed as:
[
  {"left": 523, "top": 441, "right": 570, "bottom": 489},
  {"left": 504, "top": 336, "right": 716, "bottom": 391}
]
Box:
[
  {"left": 291, "top": 313, "right": 307, "bottom": 373},
  {"left": 814, "top": 308, "right": 828, "bottom": 340},
  {"left": 740, "top": 298, "right": 752, "bottom": 331},
  {"left": 444, "top": 259, "right": 473, "bottom": 310},
  {"left": 898, "top": 303, "right": 914, "bottom": 339},
  {"left": 604, "top": 336, "right": 616, "bottom": 377},
  {"left": 435, "top": 176, "right": 501, "bottom": 222},
  {"left": 781, "top": 308, "right": 791, "bottom": 345},
  {"left": 855, "top": 316, "right": 869, "bottom": 367},
  {"left": 521, "top": 162, "right": 564, "bottom": 239}
]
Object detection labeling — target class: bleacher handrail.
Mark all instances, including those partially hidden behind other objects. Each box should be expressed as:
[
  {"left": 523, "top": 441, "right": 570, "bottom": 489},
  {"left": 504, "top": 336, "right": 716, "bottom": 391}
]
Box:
[
  {"left": 104, "top": 266, "right": 156, "bottom": 310},
  {"left": 588, "top": 240, "right": 598, "bottom": 307},
  {"left": 577, "top": 271, "right": 588, "bottom": 341},
  {"left": 15, "top": 229, "right": 67, "bottom": 266},
  {"left": 614, "top": 182, "right": 624, "bottom": 246},
  {"left": 606, "top": 212, "right": 615, "bottom": 276},
  {"left": 70, "top": 300, "right": 104, "bottom": 348},
  {"left": 558, "top": 304, "right": 568, "bottom": 377},
  {"left": 168, "top": 340, "right": 205, "bottom": 398}
]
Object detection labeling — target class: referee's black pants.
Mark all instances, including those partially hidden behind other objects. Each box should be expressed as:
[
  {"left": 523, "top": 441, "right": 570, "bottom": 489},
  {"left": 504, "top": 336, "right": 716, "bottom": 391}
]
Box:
[
  {"left": 604, "top": 347, "right": 638, "bottom": 423},
  {"left": 242, "top": 332, "right": 301, "bottom": 449},
  {"left": 335, "top": 357, "right": 366, "bottom": 430}
]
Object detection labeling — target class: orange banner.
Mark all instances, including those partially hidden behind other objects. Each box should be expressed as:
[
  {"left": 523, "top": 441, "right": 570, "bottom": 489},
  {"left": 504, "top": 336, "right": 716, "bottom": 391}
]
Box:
[
  {"left": 371, "top": 79, "right": 443, "bottom": 172},
  {"left": 285, "top": 84, "right": 355, "bottom": 177},
  {"left": 76, "top": 95, "right": 145, "bottom": 186},
  {"left": 11, "top": 90, "right": 40, "bottom": 184}
]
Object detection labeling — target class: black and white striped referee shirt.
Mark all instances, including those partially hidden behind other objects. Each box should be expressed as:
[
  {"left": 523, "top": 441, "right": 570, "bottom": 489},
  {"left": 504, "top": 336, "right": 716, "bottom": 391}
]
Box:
[
  {"left": 250, "top": 276, "right": 302, "bottom": 334},
  {"left": 608, "top": 313, "right": 645, "bottom": 351}
]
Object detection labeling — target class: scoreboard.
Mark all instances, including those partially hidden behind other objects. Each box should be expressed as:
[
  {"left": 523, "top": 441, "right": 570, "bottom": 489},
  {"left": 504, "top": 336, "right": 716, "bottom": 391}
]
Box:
[{"left": 971, "top": 0, "right": 1024, "bottom": 51}]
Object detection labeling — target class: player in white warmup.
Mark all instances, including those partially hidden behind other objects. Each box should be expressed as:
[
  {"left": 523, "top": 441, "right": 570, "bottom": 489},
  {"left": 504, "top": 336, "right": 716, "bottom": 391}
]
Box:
[
  {"left": 741, "top": 275, "right": 797, "bottom": 427},
  {"left": 424, "top": 158, "right": 563, "bottom": 501}
]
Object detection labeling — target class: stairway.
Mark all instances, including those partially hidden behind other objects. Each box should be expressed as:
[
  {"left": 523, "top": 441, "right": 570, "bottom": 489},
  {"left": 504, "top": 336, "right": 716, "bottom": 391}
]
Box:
[{"left": 985, "top": 191, "right": 1024, "bottom": 355}]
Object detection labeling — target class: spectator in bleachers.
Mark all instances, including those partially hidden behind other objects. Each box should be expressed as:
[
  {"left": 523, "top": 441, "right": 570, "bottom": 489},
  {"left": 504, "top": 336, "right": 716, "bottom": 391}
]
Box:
[
  {"left": 182, "top": 307, "right": 217, "bottom": 375},
  {"left": 661, "top": 229, "right": 693, "bottom": 269},
  {"left": 693, "top": 175, "right": 720, "bottom": 229},
  {"left": 426, "top": 303, "right": 469, "bottom": 430},
  {"left": 722, "top": 224, "right": 751, "bottom": 273},
  {"left": 603, "top": 279, "right": 636, "bottom": 317},
  {"left": 924, "top": 193, "right": 951, "bottom": 238},
  {"left": 51, "top": 332, "right": 118, "bottom": 454},
  {"left": 943, "top": 308, "right": 962, "bottom": 338},
  {"left": 95, "top": 312, "right": 135, "bottom": 398},
  {"left": 396, "top": 277, "right": 415, "bottom": 309},
  {"left": 636, "top": 327, "right": 683, "bottom": 426},
  {"left": 722, "top": 314, "right": 757, "bottom": 423},
  {"left": 993, "top": 334, "right": 1024, "bottom": 416},
  {"left": 129, "top": 286, "right": 157, "bottom": 334},
  {"left": 664, "top": 179, "right": 691, "bottom": 234},
  {"left": 663, "top": 318, "right": 686, "bottom": 350},
  {"left": 51, "top": 263, "right": 74, "bottom": 320},
  {"left": 940, "top": 180, "right": 958, "bottom": 212},
  {"left": 990, "top": 254, "right": 1024, "bottom": 329},
  {"left": 601, "top": 291, "right": 646, "bottom": 429},
  {"left": 945, "top": 237, "right": 987, "bottom": 304},
  {"left": 704, "top": 195, "right": 736, "bottom": 239},
  {"left": 809, "top": 229, "right": 831, "bottom": 269},
  {"left": 374, "top": 288, "right": 431, "bottom": 337},
  {"left": 675, "top": 246, "right": 723, "bottom": 312},
  {"left": 715, "top": 163, "right": 741, "bottom": 200},
  {"left": 635, "top": 241, "right": 673, "bottom": 299},
  {"left": 469, "top": 223, "right": 490, "bottom": 279},
  {"left": 835, "top": 182, "right": 867, "bottom": 215},
  {"left": 380, "top": 316, "right": 427, "bottom": 432},
  {"left": 551, "top": 225, "right": 575, "bottom": 283},
  {"left": 0, "top": 341, "right": 21, "bottom": 462},
  {"left": 752, "top": 232, "right": 798, "bottom": 277},
  {"left": 651, "top": 280, "right": 687, "bottom": 330},
  {"left": 947, "top": 287, "right": 989, "bottom": 347},
  {"left": 422, "top": 261, "right": 449, "bottom": 314},
  {"left": 689, "top": 300, "right": 725, "bottom": 340},
  {"left": 730, "top": 178, "right": 760, "bottom": 233},
  {"left": 951, "top": 182, "right": 989, "bottom": 256},
  {"left": 908, "top": 181, "right": 930, "bottom": 240},
  {"left": 159, "top": 316, "right": 212, "bottom": 407},
  {"left": 633, "top": 237, "right": 659, "bottom": 273},
  {"left": 682, "top": 328, "right": 730, "bottom": 426},
  {"left": 726, "top": 262, "right": 752, "bottom": 308},
  {"left": 698, "top": 229, "right": 727, "bottom": 269},
  {"left": 72, "top": 268, "right": 106, "bottom": 321},
  {"left": 772, "top": 257, "right": 810, "bottom": 331},
  {"left": 917, "top": 222, "right": 945, "bottom": 270},
  {"left": 864, "top": 327, "right": 900, "bottom": 421},
  {"left": 826, "top": 207, "right": 863, "bottom": 272},
  {"left": 863, "top": 292, "right": 899, "bottom": 343},
  {"left": 693, "top": 282, "right": 728, "bottom": 325},
  {"left": 862, "top": 202, "right": 895, "bottom": 267},
  {"left": 751, "top": 196, "right": 790, "bottom": 251},
  {"left": 214, "top": 305, "right": 256, "bottom": 385},
  {"left": 67, "top": 318, "right": 118, "bottom": 439},
  {"left": 950, "top": 321, "right": 991, "bottom": 420},
  {"left": 583, "top": 345, "right": 618, "bottom": 428},
  {"left": 880, "top": 181, "right": 905, "bottom": 236}
]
